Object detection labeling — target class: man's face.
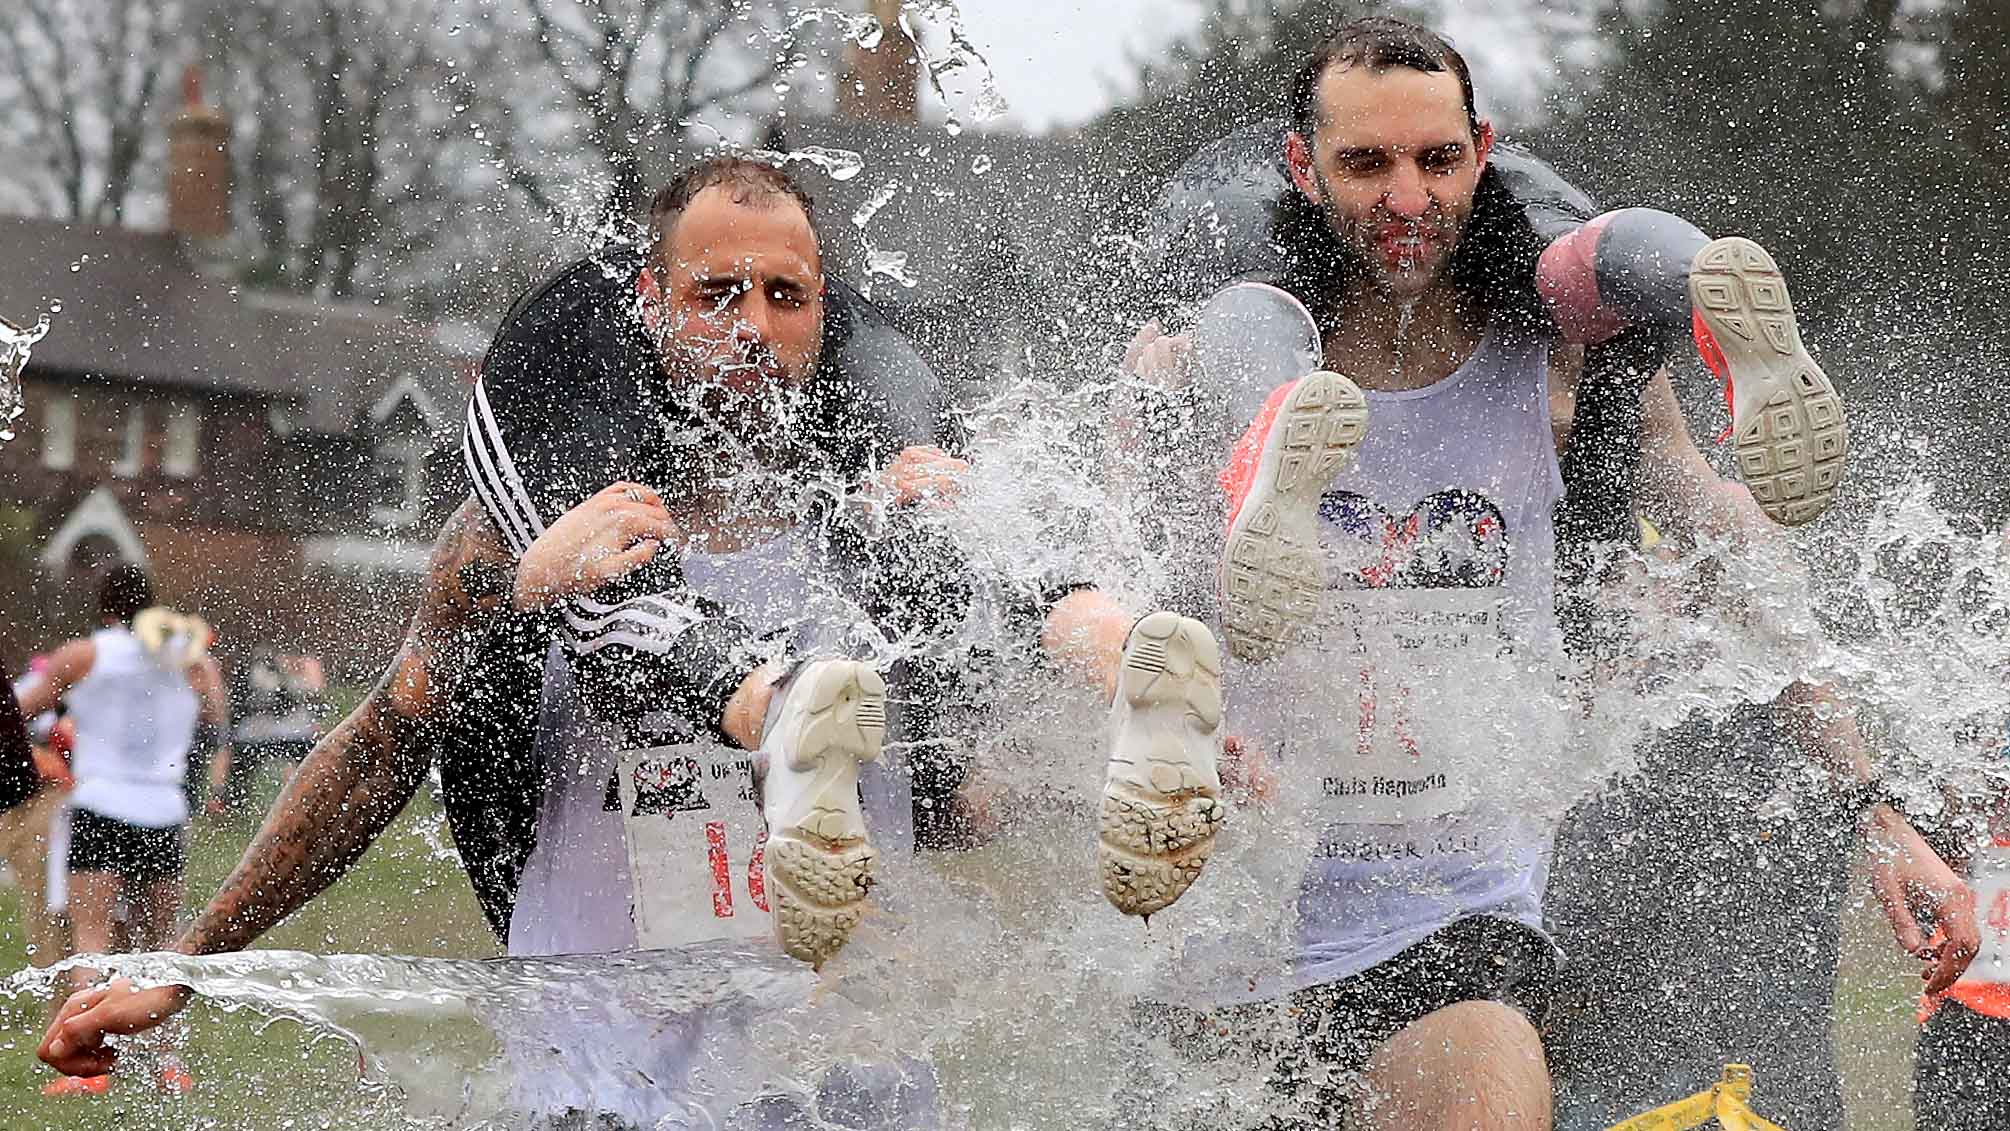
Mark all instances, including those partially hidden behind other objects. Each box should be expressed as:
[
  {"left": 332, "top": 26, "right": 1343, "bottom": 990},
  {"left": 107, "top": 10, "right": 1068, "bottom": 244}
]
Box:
[
  {"left": 1286, "top": 63, "right": 1493, "bottom": 301},
  {"left": 655, "top": 186, "right": 825, "bottom": 401}
]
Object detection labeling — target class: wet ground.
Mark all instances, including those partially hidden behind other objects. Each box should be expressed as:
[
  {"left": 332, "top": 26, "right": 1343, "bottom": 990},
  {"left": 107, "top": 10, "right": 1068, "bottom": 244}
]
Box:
[{"left": 0, "top": 773, "right": 1933, "bottom": 1130}]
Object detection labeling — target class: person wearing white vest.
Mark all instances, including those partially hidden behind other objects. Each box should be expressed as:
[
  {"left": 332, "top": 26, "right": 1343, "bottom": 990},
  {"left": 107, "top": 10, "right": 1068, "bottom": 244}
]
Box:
[
  {"left": 16, "top": 564, "right": 230, "bottom": 1096},
  {"left": 38, "top": 159, "right": 1128, "bottom": 1128}
]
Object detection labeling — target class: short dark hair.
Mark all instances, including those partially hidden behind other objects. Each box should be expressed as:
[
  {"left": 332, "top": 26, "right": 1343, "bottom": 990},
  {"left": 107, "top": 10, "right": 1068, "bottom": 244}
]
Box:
[
  {"left": 1290, "top": 17, "right": 1480, "bottom": 141},
  {"left": 98, "top": 563, "right": 153, "bottom": 625},
  {"left": 647, "top": 156, "right": 817, "bottom": 249}
]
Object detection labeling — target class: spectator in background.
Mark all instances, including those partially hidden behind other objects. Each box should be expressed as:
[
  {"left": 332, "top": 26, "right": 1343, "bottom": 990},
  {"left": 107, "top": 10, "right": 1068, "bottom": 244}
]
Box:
[
  {"left": 15, "top": 566, "right": 229, "bottom": 1096},
  {"left": 220, "top": 649, "right": 327, "bottom": 811}
]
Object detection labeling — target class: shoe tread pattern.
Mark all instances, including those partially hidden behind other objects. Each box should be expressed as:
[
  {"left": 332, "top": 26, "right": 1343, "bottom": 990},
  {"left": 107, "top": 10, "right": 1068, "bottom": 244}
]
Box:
[
  {"left": 1691, "top": 237, "right": 1847, "bottom": 526},
  {"left": 1100, "top": 612, "right": 1226, "bottom": 918},
  {"left": 768, "top": 662, "right": 884, "bottom": 967},
  {"left": 1221, "top": 372, "right": 1367, "bottom": 660}
]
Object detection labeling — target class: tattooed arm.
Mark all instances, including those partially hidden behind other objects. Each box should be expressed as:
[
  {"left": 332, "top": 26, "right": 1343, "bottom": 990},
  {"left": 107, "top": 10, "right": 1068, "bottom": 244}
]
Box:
[{"left": 38, "top": 498, "right": 513, "bottom": 1077}]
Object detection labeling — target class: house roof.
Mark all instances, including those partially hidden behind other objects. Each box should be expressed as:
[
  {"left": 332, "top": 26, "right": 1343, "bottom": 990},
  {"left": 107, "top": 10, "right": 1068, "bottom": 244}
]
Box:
[{"left": 0, "top": 213, "right": 474, "bottom": 437}]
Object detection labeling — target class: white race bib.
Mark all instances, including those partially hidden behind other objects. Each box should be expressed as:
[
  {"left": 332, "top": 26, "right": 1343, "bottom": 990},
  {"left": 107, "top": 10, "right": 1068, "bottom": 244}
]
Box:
[
  {"left": 1958, "top": 838, "right": 2010, "bottom": 989},
  {"left": 1311, "top": 588, "right": 1511, "bottom": 825},
  {"left": 617, "top": 736, "right": 772, "bottom": 950}
]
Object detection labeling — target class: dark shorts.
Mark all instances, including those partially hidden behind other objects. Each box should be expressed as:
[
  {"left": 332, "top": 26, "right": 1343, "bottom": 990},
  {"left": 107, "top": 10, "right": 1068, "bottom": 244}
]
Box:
[
  {"left": 1916, "top": 1000, "right": 2010, "bottom": 1131},
  {"left": 1139, "top": 915, "right": 1558, "bottom": 1130},
  {"left": 67, "top": 807, "right": 186, "bottom": 885}
]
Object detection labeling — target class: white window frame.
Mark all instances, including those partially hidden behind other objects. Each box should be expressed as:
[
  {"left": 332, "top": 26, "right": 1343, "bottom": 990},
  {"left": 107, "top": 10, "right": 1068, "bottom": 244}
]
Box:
[
  {"left": 368, "top": 433, "right": 428, "bottom": 527},
  {"left": 40, "top": 394, "right": 75, "bottom": 471},
  {"left": 163, "top": 403, "right": 201, "bottom": 478},
  {"left": 110, "top": 404, "right": 144, "bottom": 478}
]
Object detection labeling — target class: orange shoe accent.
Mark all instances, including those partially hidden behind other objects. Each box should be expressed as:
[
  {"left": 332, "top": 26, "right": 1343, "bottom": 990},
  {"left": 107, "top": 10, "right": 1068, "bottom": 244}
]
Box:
[
  {"left": 1688, "top": 236, "right": 1847, "bottom": 525},
  {"left": 1217, "top": 372, "right": 1368, "bottom": 661},
  {"left": 157, "top": 1062, "right": 196, "bottom": 1095},
  {"left": 1692, "top": 309, "right": 1735, "bottom": 443},
  {"left": 42, "top": 1073, "right": 112, "bottom": 1097},
  {"left": 1219, "top": 379, "right": 1302, "bottom": 530}
]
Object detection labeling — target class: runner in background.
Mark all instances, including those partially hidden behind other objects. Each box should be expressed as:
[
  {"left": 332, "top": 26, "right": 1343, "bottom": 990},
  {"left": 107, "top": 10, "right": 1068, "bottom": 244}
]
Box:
[
  {"left": 16, "top": 567, "right": 230, "bottom": 1096},
  {"left": 1914, "top": 717, "right": 2010, "bottom": 1131},
  {"left": 1545, "top": 519, "right": 1975, "bottom": 1130}
]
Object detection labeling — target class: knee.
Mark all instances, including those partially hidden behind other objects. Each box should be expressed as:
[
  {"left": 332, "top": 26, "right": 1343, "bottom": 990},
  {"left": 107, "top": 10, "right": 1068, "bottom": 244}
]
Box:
[{"left": 1354, "top": 1001, "right": 1552, "bottom": 1131}]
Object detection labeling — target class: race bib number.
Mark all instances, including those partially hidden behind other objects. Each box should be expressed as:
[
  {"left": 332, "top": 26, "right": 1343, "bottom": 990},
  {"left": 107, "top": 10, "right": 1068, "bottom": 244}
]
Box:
[{"left": 617, "top": 739, "right": 772, "bottom": 950}]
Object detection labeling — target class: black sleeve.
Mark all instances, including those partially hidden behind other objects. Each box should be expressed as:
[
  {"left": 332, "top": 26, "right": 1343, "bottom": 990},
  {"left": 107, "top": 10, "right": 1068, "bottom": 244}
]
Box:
[
  {"left": 0, "top": 682, "right": 39, "bottom": 813},
  {"left": 1554, "top": 326, "right": 1672, "bottom": 660},
  {"left": 433, "top": 609, "right": 550, "bottom": 941}
]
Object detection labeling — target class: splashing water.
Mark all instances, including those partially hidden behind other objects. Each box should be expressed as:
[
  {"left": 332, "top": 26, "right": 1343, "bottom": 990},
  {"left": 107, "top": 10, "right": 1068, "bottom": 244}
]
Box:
[{"left": 0, "top": 312, "right": 50, "bottom": 443}]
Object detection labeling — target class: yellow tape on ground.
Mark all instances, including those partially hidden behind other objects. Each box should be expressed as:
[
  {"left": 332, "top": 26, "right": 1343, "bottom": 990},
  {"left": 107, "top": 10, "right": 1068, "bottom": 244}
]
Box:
[{"left": 1604, "top": 1065, "right": 1790, "bottom": 1131}]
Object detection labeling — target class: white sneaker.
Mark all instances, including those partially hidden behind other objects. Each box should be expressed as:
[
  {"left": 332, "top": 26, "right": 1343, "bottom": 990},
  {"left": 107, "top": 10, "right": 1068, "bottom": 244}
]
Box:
[
  {"left": 760, "top": 660, "right": 886, "bottom": 967},
  {"left": 1218, "top": 370, "right": 1368, "bottom": 660},
  {"left": 1689, "top": 236, "right": 1847, "bottom": 525},
  {"left": 1098, "top": 611, "right": 1225, "bottom": 918}
]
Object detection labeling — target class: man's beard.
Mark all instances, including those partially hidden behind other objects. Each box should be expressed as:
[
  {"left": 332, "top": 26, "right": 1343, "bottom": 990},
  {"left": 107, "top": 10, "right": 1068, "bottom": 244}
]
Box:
[
  {"left": 654, "top": 349, "right": 823, "bottom": 496},
  {"left": 1315, "top": 172, "right": 1468, "bottom": 300}
]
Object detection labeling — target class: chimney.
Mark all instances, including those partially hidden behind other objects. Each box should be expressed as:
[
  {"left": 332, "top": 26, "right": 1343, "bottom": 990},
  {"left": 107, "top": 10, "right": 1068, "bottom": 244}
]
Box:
[
  {"left": 837, "top": 0, "right": 919, "bottom": 124},
  {"left": 167, "top": 66, "right": 231, "bottom": 245}
]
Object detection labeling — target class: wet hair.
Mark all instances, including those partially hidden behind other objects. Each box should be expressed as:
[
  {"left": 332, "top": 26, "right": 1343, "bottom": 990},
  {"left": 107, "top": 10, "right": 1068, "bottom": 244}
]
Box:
[
  {"left": 1289, "top": 17, "right": 1480, "bottom": 141},
  {"left": 1273, "top": 19, "right": 1545, "bottom": 341},
  {"left": 647, "top": 156, "right": 818, "bottom": 251},
  {"left": 97, "top": 562, "right": 153, "bottom": 625}
]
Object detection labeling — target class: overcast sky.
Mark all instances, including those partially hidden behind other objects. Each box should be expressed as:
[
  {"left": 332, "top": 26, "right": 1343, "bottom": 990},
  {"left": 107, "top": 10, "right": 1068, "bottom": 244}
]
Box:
[{"left": 944, "top": 0, "right": 1561, "bottom": 134}]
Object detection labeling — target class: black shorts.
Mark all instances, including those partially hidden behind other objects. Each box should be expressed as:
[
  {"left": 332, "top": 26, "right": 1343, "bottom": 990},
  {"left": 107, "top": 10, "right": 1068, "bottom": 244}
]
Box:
[
  {"left": 1143, "top": 915, "right": 1558, "bottom": 1130},
  {"left": 67, "top": 807, "right": 186, "bottom": 885},
  {"left": 1916, "top": 999, "right": 2010, "bottom": 1131}
]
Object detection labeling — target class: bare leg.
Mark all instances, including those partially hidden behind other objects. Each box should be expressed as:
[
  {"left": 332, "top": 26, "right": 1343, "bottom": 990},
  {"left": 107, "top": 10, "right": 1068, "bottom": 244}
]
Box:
[
  {"left": 63, "top": 872, "right": 123, "bottom": 995},
  {"left": 721, "top": 662, "right": 785, "bottom": 750},
  {"left": 127, "top": 873, "right": 184, "bottom": 954},
  {"left": 1350, "top": 1001, "right": 1553, "bottom": 1131},
  {"left": 1040, "top": 589, "right": 1134, "bottom": 697}
]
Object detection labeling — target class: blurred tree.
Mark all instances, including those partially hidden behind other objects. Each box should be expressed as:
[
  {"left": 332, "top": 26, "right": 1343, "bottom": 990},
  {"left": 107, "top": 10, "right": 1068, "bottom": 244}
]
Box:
[
  {"left": 198, "top": 0, "right": 453, "bottom": 299},
  {"left": 0, "top": 0, "right": 184, "bottom": 224},
  {"left": 466, "top": 0, "right": 794, "bottom": 225}
]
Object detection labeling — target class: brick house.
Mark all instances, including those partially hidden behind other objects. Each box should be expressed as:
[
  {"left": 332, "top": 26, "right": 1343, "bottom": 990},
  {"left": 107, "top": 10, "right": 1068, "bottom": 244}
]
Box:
[{"left": 0, "top": 73, "right": 474, "bottom": 684}]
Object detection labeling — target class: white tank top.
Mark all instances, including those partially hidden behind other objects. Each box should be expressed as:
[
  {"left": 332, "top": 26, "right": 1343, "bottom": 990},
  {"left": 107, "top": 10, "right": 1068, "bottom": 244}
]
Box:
[
  {"left": 65, "top": 627, "right": 199, "bottom": 828},
  {"left": 1237, "top": 323, "right": 1568, "bottom": 993},
  {"left": 508, "top": 529, "right": 914, "bottom": 957}
]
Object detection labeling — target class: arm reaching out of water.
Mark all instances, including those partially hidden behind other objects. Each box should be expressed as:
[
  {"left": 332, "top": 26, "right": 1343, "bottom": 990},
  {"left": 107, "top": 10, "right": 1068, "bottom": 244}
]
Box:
[{"left": 38, "top": 498, "right": 513, "bottom": 1077}]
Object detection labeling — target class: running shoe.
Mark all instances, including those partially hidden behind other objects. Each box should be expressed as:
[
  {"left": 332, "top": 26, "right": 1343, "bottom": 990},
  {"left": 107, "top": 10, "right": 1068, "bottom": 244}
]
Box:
[
  {"left": 1689, "top": 237, "right": 1847, "bottom": 525},
  {"left": 1098, "top": 611, "right": 1225, "bottom": 918},
  {"left": 42, "top": 1073, "right": 111, "bottom": 1096},
  {"left": 1218, "top": 371, "right": 1369, "bottom": 660},
  {"left": 760, "top": 659, "right": 886, "bottom": 968}
]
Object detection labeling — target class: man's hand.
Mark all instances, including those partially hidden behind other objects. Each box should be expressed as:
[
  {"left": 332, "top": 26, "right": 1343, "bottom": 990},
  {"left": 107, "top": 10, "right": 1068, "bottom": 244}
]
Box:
[
  {"left": 1122, "top": 321, "right": 1193, "bottom": 387},
  {"left": 1867, "top": 805, "right": 1979, "bottom": 993},
  {"left": 38, "top": 979, "right": 191, "bottom": 1077},
  {"left": 512, "top": 482, "right": 681, "bottom": 611},
  {"left": 876, "top": 446, "right": 968, "bottom": 509}
]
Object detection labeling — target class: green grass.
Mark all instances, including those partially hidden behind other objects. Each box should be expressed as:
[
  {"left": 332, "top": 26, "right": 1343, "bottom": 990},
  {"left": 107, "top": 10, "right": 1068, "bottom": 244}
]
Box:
[
  {"left": 0, "top": 768, "right": 496, "bottom": 1130},
  {"left": 0, "top": 775, "right": 1936, "bottom": 1130}
]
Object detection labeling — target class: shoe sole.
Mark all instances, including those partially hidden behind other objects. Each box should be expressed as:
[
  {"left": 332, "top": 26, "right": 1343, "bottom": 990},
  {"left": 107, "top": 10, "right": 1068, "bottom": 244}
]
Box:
[
  {"left": 766, "top": 661, "right": 885, "bottom": 968},
  {"left": 1220, "top": 371, "right": 1368, "bottom": 660},
  {"left": 1098, "top": 611, "right": 1226, "bottom": 918},
  {"left": 1690, "top": 237, "right": 1847, "bottom": 525}
]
